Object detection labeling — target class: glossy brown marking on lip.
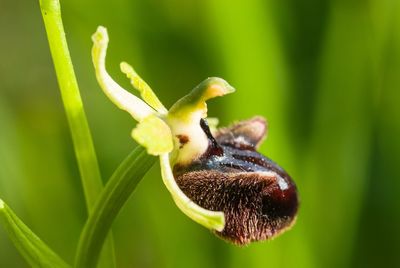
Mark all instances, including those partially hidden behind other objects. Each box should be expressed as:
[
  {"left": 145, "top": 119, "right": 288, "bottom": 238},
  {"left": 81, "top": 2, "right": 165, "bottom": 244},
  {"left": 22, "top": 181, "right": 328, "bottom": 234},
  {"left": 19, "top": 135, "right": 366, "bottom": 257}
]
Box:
[
  {"left": 176, "top": 134, "right": 189, "bottom": 148},
  {"left": 262, "top": 182, "right": 298, "bottom": 220},
  {"left": 174, "top": 117, "right": 299, "bottom": 245}
]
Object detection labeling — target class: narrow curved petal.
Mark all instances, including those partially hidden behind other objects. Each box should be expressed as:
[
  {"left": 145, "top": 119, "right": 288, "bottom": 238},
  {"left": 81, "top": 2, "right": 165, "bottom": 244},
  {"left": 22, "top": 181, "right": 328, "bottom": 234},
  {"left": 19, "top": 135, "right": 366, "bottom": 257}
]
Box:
[
  {"left": 92, "top": 26, "right": 155, "bottom": 122},
  {"left": 120, "top": 62, "right": 168, "bottom": 115},
  {"left": 159, "top": 154, "right": 225, "bottom": 231}
]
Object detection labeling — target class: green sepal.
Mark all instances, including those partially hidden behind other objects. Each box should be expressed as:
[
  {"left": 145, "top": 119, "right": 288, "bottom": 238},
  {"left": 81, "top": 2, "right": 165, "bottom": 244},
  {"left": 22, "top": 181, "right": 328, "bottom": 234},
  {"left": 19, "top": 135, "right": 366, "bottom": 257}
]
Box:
[{"left": 92, "top": 26, "right": 155, "bottom": 122}]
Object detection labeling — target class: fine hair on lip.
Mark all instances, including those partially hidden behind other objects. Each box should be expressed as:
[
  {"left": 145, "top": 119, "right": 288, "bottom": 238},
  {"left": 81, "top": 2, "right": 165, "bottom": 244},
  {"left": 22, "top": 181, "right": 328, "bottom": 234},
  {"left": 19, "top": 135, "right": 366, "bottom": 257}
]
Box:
[
  {"left": 174, "top": 117, "right": 299, "bottom": 245},
  {"left": 176, "top": 170, "right": 298, "bottom": 245}
]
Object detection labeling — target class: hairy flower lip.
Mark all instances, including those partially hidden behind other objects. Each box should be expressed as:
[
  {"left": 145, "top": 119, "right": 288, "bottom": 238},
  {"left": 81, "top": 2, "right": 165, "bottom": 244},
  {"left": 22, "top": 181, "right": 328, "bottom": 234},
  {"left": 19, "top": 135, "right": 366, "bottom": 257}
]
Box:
[
  {"left": 176, "top": 169, "right": 299, "bottom": 245},
  {"left": 173, "top": 117, "right": 299, "bottom": 245}
]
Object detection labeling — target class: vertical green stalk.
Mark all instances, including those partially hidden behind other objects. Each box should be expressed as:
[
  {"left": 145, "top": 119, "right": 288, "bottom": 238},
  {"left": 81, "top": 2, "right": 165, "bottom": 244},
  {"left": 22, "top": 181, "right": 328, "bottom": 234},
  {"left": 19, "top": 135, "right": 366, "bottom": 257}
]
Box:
[{"left": 38, "top": 0, "right": 115, "bottom": 267}]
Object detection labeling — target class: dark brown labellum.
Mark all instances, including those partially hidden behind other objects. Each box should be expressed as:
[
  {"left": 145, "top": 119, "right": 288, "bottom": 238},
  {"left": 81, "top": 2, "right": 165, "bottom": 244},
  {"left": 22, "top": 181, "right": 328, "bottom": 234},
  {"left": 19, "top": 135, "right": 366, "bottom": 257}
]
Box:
[{"left": 174, "top": 117, "right": 299, "bottom": 245}]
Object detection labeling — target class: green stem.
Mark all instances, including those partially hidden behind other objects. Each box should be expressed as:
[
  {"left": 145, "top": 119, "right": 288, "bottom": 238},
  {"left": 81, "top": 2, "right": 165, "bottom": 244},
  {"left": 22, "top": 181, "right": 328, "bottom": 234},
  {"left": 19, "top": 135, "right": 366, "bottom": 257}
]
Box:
[
  {"left": 38, "top": 0, "right": 115, "bottom": 267},
  {"left": 75, "top": 146, "right": 156, "bottom": 268},
  {"left": 39, "top": 0, "right": 102, "bottom": 214}
]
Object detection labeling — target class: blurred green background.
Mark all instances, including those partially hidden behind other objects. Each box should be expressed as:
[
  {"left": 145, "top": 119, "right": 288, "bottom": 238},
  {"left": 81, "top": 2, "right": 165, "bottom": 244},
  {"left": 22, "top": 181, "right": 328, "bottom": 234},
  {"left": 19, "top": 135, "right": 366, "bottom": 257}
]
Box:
[{"left": 1, "top": 0, "right": 399, "bottom": 267}]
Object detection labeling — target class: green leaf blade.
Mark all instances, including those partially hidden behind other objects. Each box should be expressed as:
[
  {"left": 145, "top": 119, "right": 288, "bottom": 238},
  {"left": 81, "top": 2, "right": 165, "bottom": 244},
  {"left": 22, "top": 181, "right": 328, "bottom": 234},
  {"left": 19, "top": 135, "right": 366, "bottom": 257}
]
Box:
[
  {"left": 75, "top": 146, "right": 156, "bottom": 268},
  {"left": 0, "top": 199, "right": 70, "bottom": 268}
]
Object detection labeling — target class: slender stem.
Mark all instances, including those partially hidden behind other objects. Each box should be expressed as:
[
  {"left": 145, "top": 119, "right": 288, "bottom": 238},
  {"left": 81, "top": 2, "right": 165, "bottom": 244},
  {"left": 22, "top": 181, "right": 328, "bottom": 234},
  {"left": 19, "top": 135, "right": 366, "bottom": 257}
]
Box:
[
  {"left": 75, "top": 146, "right": 156, "bottom": 268},
  {"left": 38, "top": 0, "right": 115, "bottom": 267},
  {"left": 39, "top": 0, "right": 102, "bottom": 213}
]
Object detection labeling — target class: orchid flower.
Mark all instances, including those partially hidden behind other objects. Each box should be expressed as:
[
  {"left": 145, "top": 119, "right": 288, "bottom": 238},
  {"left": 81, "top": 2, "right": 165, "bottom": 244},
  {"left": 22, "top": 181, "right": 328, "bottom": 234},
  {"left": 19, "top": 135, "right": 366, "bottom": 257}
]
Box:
[{"left": 92, "top": 26, "right": 298, "bottom": 245}]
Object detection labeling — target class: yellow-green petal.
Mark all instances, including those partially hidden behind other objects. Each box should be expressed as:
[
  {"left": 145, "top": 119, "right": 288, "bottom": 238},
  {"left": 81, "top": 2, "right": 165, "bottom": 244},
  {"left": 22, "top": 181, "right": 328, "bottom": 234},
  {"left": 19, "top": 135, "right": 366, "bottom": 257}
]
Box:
[
  {"left": 131, "top": 115, "right": 173, "bottom": 155},
  {"left": 120, "top": 62, "right": 168, "bottom": 115}
]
